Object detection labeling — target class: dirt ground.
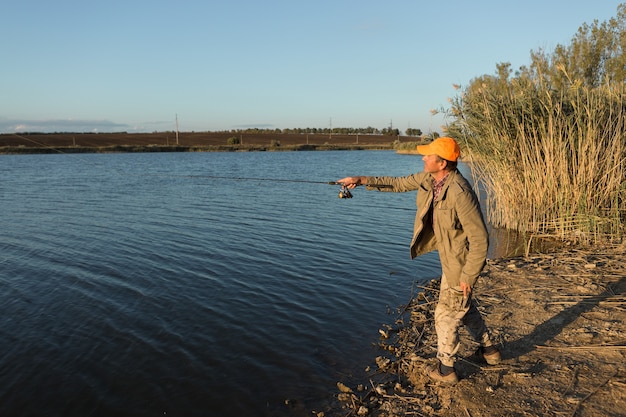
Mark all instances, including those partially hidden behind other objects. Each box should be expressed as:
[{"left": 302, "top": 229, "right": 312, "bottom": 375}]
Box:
[{"left": 331, "top": 242, "right": 626, "bottom": 417}]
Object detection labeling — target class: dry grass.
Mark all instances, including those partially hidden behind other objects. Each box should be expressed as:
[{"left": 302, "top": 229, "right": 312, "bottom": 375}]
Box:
[{"left": 450, "top": 75, "right": 625, "bottom": 244}]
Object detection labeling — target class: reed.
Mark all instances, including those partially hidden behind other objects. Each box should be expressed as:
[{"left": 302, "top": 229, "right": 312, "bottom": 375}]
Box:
[
  {"left": 392, "top": 140, "right": 424, "bottom": 151},
  {"left": 449, "top": 75, "right": 625, "bottom": 244}
]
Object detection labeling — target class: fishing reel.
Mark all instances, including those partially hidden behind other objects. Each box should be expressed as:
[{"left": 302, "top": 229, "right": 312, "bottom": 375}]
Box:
[{"left": 338, "top": 184, "right": 353, "bottom": 199}]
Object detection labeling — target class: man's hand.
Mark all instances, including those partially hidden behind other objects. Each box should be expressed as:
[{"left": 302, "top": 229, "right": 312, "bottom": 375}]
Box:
[
  {"left": 337, "top": 176, "right": 365, "bottom": 189},
  {"left": 460, "top": 281, "right": 472, "bottom": 298}
]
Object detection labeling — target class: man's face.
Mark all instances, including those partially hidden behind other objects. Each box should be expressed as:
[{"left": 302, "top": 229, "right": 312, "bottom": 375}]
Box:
[{"left": 422, "top": 154, "right": 446, "bottom": 174}]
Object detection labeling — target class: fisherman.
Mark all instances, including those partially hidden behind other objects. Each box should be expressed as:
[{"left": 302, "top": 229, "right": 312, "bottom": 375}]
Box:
[{"left": 337, "top": 136, "right": 500, "bottom": 384}]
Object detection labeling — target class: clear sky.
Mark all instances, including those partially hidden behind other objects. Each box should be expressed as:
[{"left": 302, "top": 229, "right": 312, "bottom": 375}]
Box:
[{"left": 1, "top": 0, "right": 622, "bottom": 134}]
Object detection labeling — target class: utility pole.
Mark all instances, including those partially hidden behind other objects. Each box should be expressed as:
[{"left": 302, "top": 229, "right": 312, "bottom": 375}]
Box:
[
  {"left": 175, "top": 114, "right": 179, "bottom": 145},
  {"left": 329, "top": 117, "right": 332, "bottom": 140}
]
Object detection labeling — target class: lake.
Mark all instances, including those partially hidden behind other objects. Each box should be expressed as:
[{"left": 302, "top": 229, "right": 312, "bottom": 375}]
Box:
[{"left": 1, "top": 150, "right": 452, "bottom": 416}]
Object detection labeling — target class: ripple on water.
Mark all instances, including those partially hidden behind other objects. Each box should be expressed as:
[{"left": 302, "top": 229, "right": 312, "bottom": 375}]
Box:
[{"left": 0, "top": 151, "right": 441, "bottom": 416}]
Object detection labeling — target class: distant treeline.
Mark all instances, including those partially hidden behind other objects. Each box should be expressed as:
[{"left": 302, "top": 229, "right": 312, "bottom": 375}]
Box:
[
  {"left": 11, "top": 131, "right": 130, "bottom": 135},
  {"left": 220, "top": 126, "right": 423, "bottom": 137},
  {"left": 12, "top": 126, "right": 424, "bottom": 137}
]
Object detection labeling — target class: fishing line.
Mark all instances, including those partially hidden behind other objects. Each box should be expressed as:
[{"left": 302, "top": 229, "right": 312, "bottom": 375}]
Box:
[
  {"left": 10, "top": 133, "right": 171, "bottom": 179},
  {"left": 10, "top": 133, "right": 102, "bottom": 166},
  {"left": 9, "top": 133, "right": 147, "bottom": 177},
  {"left": 186, "top": 175, "right": 391, "bottom": 198},
  {"left": 186, "top": 174, "right": 391, "bottom": 187},
  {"left": 7, "top": 133, "right": 176, "bottom": 187},
  {"left": 187, "top": 174, "right": 345, "bottom": 185},
  {"left": 187, "top": 175, "right": 415, "bottom": 208},
  {"left": 8, "top": 134, "right": 393, "bottom": 198}
]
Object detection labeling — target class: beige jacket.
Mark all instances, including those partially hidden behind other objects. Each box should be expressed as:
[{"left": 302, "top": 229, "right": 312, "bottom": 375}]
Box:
[{"left": 365, "top": 169, "right": 488, "bottom": 288}]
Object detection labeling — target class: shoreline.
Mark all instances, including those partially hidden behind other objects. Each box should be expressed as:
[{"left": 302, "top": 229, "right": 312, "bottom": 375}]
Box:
[
  {"left": 0, "top": 132, "right": 422, "bottom": 155},
  {"left": 327, "top": 243, "right": 626, "bottom": 416},
  {"left": 0, "top": 143, "right": 394, "bottom": 155}
]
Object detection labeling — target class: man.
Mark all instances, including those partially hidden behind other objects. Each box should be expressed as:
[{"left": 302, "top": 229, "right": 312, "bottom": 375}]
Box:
[{"left": 337, "top": 136, "right": 500, "bottom": 384}]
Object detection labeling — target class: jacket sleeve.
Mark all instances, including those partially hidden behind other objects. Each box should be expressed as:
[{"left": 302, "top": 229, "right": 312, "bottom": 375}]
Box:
[
  {"left": 364, "top": 173, "right": 426, "bottom": 192},
  {"left": 455, "top": 185, "right": 489, "bottom": 287}
]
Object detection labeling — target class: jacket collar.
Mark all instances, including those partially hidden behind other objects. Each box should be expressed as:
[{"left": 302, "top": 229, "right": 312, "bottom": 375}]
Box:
[{"left": 431, "top": 169, "right": 458, "bottom": 200}]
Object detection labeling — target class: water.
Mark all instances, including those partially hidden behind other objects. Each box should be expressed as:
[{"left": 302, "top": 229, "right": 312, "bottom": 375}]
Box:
[{"left": 0, "top": 150, "right": 445, "bottom": 417}]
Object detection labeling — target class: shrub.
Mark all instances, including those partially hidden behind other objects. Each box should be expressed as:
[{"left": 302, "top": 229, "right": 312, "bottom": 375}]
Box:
[{"left": 445, "top": 5, "right": 626, "bottom": 244}]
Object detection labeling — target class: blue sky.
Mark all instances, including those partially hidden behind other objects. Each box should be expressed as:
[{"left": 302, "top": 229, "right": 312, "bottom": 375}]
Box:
[{"left": 1, "top": 0, "right": 622, "bottom": 134}]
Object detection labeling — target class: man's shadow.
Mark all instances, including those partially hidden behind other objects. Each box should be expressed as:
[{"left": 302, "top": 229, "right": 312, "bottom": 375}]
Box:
[
  {"left": 458, "top": 274, "right": 625, "bottom": 379},
  {"left": 504, "top": 274, "right": 626, "bottom": 358}
]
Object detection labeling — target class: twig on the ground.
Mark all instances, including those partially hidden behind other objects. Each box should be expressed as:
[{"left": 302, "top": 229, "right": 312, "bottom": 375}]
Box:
[
  {"left": 536, "top": 344, "right": 626, "bottom": 350},
  {"left": 568, "top": 372, "right": 617, "bottom": 417}
]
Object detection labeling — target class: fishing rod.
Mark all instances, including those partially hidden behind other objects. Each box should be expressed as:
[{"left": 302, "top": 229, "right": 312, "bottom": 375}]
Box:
[
  {"left": 8, "top": 134, "right": 390, "bottom": 198},
  {"left": 187, "top": 175, "right": 391, "bottom": 198}
]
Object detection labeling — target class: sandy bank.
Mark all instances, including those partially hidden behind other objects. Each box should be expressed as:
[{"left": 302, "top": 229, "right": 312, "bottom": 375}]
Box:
[{"left": 329, "top": 243, "right": 626, "bottom": 417}]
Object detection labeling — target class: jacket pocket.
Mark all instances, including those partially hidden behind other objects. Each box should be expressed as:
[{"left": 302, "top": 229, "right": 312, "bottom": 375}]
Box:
[{"left": 435, "top": 207, "right": 460, "bottom": 230}]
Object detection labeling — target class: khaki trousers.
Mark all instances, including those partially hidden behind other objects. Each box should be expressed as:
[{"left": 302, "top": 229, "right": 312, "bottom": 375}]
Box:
[{"left": 434, "top": 274, "right": 493, "bottom": 367}]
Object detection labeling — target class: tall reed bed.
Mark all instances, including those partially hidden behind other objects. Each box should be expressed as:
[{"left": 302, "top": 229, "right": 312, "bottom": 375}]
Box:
[{"left": 450, "top": 77, "right": 625, "bottom": 243}]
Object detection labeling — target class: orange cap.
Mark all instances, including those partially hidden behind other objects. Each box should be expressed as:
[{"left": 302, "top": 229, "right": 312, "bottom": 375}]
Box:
[{"left": 415, "top": 137, "right": 460, "bottom": 161}]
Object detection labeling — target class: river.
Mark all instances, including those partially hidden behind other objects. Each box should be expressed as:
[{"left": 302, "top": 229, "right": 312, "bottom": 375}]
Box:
[{"left": 1, "top": 150, "right": 452, "bottom": 416}]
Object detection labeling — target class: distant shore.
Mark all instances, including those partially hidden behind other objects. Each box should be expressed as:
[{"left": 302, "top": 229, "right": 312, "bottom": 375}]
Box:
[
  {"left": 0, "top": 144, "right": 396, "bottom": 155},
  {"left": 0, "top": 132, "right": 420, "bottom": 155}
]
